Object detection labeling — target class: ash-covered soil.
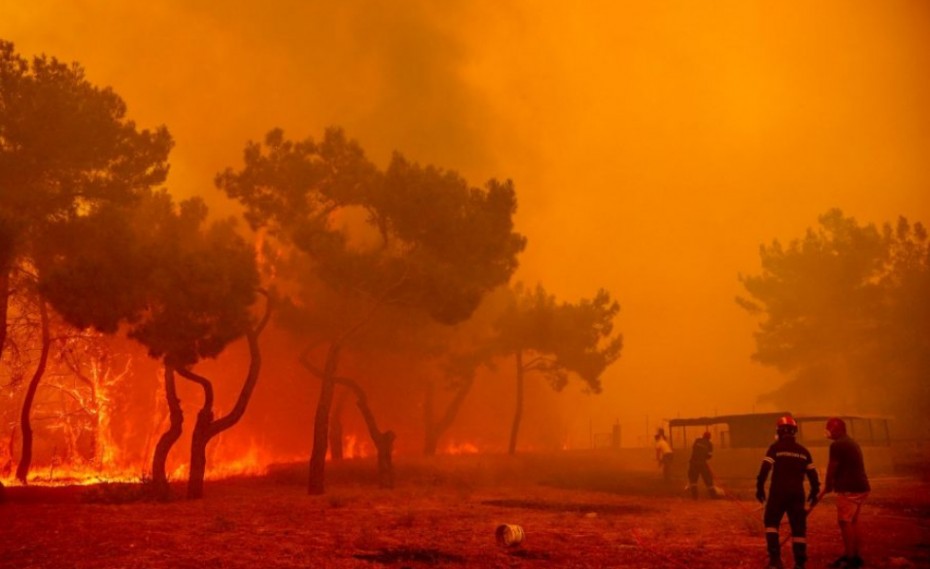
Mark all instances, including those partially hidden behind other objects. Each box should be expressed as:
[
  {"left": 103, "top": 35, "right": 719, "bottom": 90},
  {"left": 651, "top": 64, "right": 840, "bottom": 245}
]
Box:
[{"left": 1, "top": 452, "right": 927, "bottom": 568}]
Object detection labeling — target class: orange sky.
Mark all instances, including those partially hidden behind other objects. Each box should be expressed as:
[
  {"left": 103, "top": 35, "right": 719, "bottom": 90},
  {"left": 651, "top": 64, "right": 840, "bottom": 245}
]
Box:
[{"left": 3, "top": 1, "right": 928, "bottom": 446}]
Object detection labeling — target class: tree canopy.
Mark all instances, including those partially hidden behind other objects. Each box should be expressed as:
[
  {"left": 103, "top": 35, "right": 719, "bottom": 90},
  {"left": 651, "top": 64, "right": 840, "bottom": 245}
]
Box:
[
  {"left": 738, "top": 209, "right": 930, "bottom": 428},
  {"left": 495, "top": 283, "right": 623, "bottom": 393},
  {"left": 38, "top": 190, "right": 259, "bottom": 369},
  {"left": 0, "top": 39, "right": 172, "bottom": 357},
  {"left": 216, "top": 127, "right": 526, "bottom": 325}
]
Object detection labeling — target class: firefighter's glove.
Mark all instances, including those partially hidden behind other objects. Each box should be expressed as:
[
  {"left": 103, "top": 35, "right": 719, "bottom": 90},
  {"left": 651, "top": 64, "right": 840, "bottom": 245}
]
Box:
[
  {"left": 807, "top": 490, "right": 818, "bottom": 507},
  {"left": 755, "top": 487, "right": 766, "bottom": 504}
]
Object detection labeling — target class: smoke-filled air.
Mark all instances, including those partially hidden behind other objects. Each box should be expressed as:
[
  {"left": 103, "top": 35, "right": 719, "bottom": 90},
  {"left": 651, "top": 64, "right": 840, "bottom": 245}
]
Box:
[
  {"left": 0, "top": 0, "right": 930, "bottom": 569},
  {"left": 1, "top": 5, "right": 929, "bottom": 565}
]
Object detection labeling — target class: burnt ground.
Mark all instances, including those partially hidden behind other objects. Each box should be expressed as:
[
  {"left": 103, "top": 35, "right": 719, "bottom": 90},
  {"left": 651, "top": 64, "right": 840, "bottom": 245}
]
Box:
[{"left": 1, "top": 452, "right": 928, "bottom": 569}]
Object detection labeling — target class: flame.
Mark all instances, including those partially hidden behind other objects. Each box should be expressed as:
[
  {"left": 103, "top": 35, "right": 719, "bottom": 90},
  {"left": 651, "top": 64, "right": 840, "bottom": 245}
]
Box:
[
  {"left": 443, "top": 441, "right": 479, "bottom": 455},
  {"left": 0, "top": 318, "right": 311, "bottom": 490},
  {"left": 341, "top": 434, "right": 370, "bottom": 459},
  {"left": 205, "top": 439, "right": 267, "bottom": 479},
  {"left": 0, "top": 438, "right": 299, "bottom": 488},
  {"left": 3, "top": 464, "right": 143, "bottom": 487}
]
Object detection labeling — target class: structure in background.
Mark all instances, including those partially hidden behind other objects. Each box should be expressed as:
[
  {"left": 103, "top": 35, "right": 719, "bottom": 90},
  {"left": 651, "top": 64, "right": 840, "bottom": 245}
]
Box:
[{"left": 665, "top": 412, "right": 893, "bottom": 477}]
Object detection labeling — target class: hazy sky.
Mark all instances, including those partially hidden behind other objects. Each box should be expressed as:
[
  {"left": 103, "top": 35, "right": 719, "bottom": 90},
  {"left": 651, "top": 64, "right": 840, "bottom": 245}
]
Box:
[{"left": 3, "top": 1, "right": 928, "bottom": 446}]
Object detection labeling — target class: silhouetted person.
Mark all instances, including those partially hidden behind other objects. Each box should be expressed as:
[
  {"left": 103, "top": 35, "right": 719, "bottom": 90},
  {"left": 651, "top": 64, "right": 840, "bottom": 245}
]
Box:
[
  {"left": 687, "top": 431, "right": 715, "bottom": 499},
  {"left": 756, "top": 415, "right": 820, "bottom": 569},
  {"left": 654, "top": 428, "right": 673, "bottom": 482},
  {"left": 819, "top": 417, "right": 870, "bottom": 569}
]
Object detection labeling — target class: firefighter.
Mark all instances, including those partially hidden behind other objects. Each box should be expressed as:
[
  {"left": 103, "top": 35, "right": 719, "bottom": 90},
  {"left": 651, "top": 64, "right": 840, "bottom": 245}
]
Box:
[
  {"left": 756, "top": 415, "right": 820, "bottom": 569},
  {"left": 687, "top": 431, "right": 715, "bottom": 499}
]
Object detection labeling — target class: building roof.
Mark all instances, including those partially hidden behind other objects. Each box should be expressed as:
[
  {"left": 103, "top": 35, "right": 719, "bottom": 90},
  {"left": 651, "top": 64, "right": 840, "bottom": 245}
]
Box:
[{"left": 668, "top": 412, "right": 887, "bottom": 427}]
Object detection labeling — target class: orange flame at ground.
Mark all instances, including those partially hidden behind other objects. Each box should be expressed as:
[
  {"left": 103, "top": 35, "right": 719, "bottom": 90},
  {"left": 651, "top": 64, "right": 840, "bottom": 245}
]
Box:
[
  {"left": 444, "top": 441, "right": 479, "bottom": 455},
  {"left": 1, "top": 439, "right": 296, "bottom": 488},
  {"left": 334, "top": 434, "right": 369, "bottom": 459}
]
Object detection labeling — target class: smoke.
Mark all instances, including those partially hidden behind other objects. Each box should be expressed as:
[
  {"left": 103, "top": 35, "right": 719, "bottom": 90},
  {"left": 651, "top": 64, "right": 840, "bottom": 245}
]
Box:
[{"left": 2, "top": 1, "right": 929, "bottom": 455}]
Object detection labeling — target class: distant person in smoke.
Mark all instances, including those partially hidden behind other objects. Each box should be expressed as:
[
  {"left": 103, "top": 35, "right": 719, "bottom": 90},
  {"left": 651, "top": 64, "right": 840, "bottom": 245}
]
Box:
[
  {"left": 819, "top": 417, "right": 870, "bottom": 569},
  {"left": 756, "top": 415, "right": 820, "bottom": 569},
  {"left": 654, "top": 428, "right": 673, "bottom": 482},
  {"left": 687, "top": 431, "right": 716, "bottom": 499}
]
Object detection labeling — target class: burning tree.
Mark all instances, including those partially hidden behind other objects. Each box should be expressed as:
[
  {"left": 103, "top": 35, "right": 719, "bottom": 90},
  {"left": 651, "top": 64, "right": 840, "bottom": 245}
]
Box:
[
  {"left": 0, "top": 40, "right": 171, "bottom": 493},
  {"left": 38, "top": 190, "right": 268, "bottom": 499},
  {"left": 2, "top": 286, "right": 135, "bottom": 484},
  {"left": 217, "top": 128, "right": 526, "bottom": 493}
]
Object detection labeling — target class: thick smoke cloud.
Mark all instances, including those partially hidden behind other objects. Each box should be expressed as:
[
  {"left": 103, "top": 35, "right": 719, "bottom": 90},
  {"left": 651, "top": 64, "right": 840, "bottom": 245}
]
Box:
[{"left": 2, "top": 1, "right": 928, "bottom": 453}]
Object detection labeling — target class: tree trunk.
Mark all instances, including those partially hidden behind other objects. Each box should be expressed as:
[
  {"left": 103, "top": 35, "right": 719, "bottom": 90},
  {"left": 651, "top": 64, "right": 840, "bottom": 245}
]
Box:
[
  {"left": 423, "top": 376, "right": 475, "bottom": 456},
  {"left": 308, "top": 344, "right": 340, "bottom": 495},
  {"left": 329, "top": 390, "right": 347, "bottom": 461},
  {"left": 355, "top": 394, "right": 395, "bottom": 489},
  {"left": 337, "top": 376, "right": 395, "bottom": 488},
  {"left": 187, "top": 407, "right": 212, "bottom": 500},
  {"left": 0, "top": 266, "right": 8, "bottom": 497},
  {"left": 423, "top": 379, "right": 437, "bottom": 456},
  {"left": 151, "top": 367, "right": 183, "bottom": 501},
  {"left": 507, "top": 350, "right": 525, "bottom": 456},
  {"left": 179, "top": 320, "right": 266, "bottom": 500},
  {"left": 375, "top": 431, "right": 395, "bottom": 489},
  {"left": 16, "top": 300, "right": 50, "bottom": 484},
  {"left": 0, "top": 267, "right": 9, "bottom": 361}
]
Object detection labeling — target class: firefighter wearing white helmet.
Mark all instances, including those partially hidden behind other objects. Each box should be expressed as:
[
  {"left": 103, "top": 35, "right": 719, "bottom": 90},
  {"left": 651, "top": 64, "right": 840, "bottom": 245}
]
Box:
[{"left": 756, "top": 415, "right": 821, "bottom": 569}]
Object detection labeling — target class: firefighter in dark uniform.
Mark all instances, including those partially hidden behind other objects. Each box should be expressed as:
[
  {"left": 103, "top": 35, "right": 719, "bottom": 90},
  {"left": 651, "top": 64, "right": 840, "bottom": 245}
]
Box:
[
  {"left": 756, "top": 415, "right": 820, "bottom": 569},
  {"left": 687, "top": 431, "right": 715, "bottom": 499}
]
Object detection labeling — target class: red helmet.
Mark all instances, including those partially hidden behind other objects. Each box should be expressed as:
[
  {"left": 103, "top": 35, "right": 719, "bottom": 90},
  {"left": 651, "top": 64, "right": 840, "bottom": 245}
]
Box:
[
  {"left": 825, "top": 417, "right": 846, "bottom": 439},
  {"left": 776, "top": 415, "right": 798, "bottom": 436},
  {"left": 702, "top": 431, "right": 712, "bottom": 440}
]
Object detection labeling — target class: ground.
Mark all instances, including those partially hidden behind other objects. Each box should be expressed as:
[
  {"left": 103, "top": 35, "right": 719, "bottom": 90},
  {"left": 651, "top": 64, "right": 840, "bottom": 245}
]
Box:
[{"left": 1, "top": 452, "right": 927, "bottom": 569}]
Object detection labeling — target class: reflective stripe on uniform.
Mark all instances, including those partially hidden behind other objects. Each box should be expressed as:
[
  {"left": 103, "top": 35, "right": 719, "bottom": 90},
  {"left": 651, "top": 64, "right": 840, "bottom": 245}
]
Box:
[
  {"left": 763, "top": 457, "right": 775, "bottom": 464},
  {"left": 765, "top": 527, "right": 779, "bottom": 534},
  {"left": 806, "top": 464, "right": 816, "bottom": 470},
  {"left": 792, "top": 537, "right": 807, "bottom": 543}
]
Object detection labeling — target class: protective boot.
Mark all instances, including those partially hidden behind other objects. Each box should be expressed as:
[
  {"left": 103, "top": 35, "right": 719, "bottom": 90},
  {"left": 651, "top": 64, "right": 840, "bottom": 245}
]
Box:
[
  {"left": 690, "top": 484, "right": 698, "bottom": 500},
  {"left": 791, "top": 539, "right": 807, "bottom": 569},
  {"left": 765, "top": 530, "right": 782, "bottom": 568}
]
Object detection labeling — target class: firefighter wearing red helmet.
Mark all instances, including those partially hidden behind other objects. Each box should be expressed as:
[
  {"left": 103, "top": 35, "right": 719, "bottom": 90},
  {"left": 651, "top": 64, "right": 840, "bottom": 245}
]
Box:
[
  {"left": 687, "top": 431, "right": 716, "bottom": 499},
  {"left": 756, "top": 415, "right": 821, "bottom": 569},
  {"left": 818, "top": 417, "right": 870, "bottom": 568}
]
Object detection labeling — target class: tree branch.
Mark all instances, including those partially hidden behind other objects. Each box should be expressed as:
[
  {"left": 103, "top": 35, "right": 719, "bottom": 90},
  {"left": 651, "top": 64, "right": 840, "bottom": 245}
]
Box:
[{"left": 175, "top": 367, "right": 214, "bottom": 412}]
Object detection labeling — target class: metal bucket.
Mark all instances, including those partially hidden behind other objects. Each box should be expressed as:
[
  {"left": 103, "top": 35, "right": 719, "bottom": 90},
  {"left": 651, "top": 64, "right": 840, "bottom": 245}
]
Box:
[{"left": 495, "top": 524, "right": 525, "bottom": 547}]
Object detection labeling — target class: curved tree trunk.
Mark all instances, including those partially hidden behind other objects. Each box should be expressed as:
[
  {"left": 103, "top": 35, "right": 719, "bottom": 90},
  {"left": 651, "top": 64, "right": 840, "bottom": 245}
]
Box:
[
  {"left": 185, "top": 376, "right": 214, "bottom": 501},
  {"left": 16, "top": 300, "right": 50, "bottom": 484},
  {"left": 308, "top": 344, "right": 340, "bottom": 495},
  {"left": 180, "top": 307, "right": 268, "bottom": 499},
  {"left": 337, "top": 376, "right": 395, "bottom": 488},
  {"left": 152, "top": 367, "right": 183, "bottom": 501},
  {"left": 423, "top": 376, "right": 475, "bottom": 456},
  {"left": 507, "top": 350, "right": 524, "bottom": 456}
]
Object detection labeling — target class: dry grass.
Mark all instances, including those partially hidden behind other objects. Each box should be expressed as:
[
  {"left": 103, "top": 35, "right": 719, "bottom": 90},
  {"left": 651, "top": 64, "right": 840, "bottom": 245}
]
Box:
[{"left": 1, "top": 452, "right": 927, "bottom": 568}]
